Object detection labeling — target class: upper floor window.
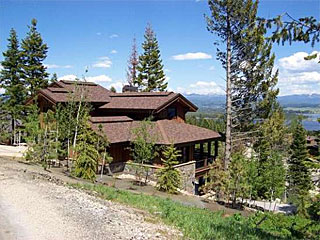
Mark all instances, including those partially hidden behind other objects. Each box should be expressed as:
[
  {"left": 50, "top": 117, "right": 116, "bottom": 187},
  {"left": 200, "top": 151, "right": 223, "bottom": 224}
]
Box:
[{"left": 168, "top": 107, "right": 177, "bottom": 119}]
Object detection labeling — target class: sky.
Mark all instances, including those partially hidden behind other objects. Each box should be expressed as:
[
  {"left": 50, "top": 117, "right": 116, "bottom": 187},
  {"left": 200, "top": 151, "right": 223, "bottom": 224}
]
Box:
[{"left": 0, "top": 0, "right": 319, "bottom": 96}]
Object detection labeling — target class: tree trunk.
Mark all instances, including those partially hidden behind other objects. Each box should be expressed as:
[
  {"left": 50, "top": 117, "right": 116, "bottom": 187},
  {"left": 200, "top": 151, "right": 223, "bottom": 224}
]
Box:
[
  {"left": 73, "top": 101, "right": 82, "bottom": 150},
  {"left": 100, "top": 151, "right": 106, "bottom": 180},
  {"left": 11, "top": 117, "right": 15, "bottom": 145},
  {"left": 224, "top": 12, "right": 232, "bottom": 170},
  {"left": 67, "top": 138, "right": 70, "bottom": 170}
]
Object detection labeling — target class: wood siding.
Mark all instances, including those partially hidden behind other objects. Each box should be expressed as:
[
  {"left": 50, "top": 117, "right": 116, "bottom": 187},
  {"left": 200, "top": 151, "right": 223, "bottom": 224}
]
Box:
[
  {"left": 156, "top": 101, "right": 187, "bottom": 122},
  {"left": 109, "top": 143, "right": 131, "bottom": 163}
]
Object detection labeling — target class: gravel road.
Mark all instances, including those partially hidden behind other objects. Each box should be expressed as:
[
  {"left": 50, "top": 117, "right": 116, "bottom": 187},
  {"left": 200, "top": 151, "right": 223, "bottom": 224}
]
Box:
[{"left": 0, "top": 159, "right": 182, "bottom": 240}]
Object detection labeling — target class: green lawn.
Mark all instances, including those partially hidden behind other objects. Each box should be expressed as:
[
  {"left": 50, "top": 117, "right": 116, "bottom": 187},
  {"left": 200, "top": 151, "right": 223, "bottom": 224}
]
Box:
[{"left": 69, "top": 183, "right": 320, "bottom": 240}]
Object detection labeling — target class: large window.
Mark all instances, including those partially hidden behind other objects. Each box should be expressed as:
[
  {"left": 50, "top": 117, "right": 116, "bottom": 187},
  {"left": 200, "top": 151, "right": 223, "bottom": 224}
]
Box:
[{"left": 167, "top": 107, "right": 177, "bottom": 119}]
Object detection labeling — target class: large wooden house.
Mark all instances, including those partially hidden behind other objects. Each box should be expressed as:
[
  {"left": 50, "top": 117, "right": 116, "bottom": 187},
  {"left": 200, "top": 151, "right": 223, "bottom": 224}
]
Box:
[{"left": 28, "top": 80, "right": 222, "bottom": 194}]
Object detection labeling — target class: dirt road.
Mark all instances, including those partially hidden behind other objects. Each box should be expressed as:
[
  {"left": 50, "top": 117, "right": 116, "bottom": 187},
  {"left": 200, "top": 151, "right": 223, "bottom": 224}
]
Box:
[{"left": 0, "top": 158, "right": 181, "bottom": 240}]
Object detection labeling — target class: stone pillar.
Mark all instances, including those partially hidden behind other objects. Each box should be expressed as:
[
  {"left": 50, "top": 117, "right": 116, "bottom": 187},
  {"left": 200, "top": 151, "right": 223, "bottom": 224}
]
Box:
[{"left": 174, "top": 161, "right": 196, "bottom": 194}]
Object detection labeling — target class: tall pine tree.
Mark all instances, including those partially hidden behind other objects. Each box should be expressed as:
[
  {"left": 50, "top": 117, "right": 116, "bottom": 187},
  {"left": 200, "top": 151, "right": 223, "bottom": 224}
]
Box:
[
  {"left": 21, "top": 18, "right": 49, "bottom": 96},
  {"left": 206, "top": 0, "right": 279, "bottom": 168},
  {"left": 127, "top": 37, "right": 138, "bottom": 87},
  {"left": 137, "top": 24, "right": 167, "bottom": 92},
  {"left": 0, "top": 28, "right": 26, "bottom": 144},
  {"left": 288, "top": 121, "right": 312, "bottom": 200}
]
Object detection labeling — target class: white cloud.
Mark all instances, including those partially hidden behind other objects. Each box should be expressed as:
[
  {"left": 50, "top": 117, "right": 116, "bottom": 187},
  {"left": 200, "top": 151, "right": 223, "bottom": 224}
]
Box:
[
  {"left": 96, "top": 32, "right": 102, "bottom": 36},
  {"left": 55, "top": 74, "right": 122, "bottom": 93},
  {"left": 110, "top": 50, "right": 117, "bottom": 54},
  {"left": 107, "top": 81, "right": 124, "bottom": 92},
  {"left": 109, "top": 34, "right": 119, "bottom": 39},
  {"left": 44, "top": 64, "right": 72, "bottom": 69},
  {"left": 164, "top": 68, "right": 171, "bottom": 73},
  {"left": 176, "top": 81, "right": 224, "bottom": 95},
  {"left": 58, "top": 74, "right": 78, "bottom": 81},
  {"left": 277, "top": 51, "right": 320, "bottom": 95},
  {"left": 93, "top": 56, "right": 112, "bottom": 68},
  {"left": 86, "top": 75, "right": 112, "bottom": 82},
  {"left": 278, "top": 51, "right": 320, "bottom": 73},
  {"left": 58, "top": 74, "right": 112, "bottom": 83},
  {"left": 172, "top": 52, "right": 212, "bottom": 61}
]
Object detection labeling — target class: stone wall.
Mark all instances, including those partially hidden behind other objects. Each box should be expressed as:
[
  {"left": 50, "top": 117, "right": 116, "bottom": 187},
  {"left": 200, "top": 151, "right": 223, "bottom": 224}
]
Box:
[
  {"left": 174, "top": 161, "right": 196, "bottom": 194},
  {"left": 121, "top": 161, "right": 196, "bottom": 194},
  {"left": 123, "top": 162, "right": 161, "bottom": 182}
]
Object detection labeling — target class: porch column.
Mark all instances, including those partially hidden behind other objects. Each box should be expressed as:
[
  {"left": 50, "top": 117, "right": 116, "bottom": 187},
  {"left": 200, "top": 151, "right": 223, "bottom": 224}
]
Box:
[
  {"left": 214, "top": 140, "right": 219, "bottom": 159},
  {"left": 200, "top": 143, "right": 203, "bottom": 158},
  {"left": 189, "top": 146, "right": 193, "bottom": 161},
  {"left": 207, "top": 141, "right": 212, "bottom": 157}
]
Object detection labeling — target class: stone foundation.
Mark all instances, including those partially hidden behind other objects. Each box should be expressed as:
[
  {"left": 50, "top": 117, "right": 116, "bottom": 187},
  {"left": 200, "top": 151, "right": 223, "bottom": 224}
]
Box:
[
  {"left": 120, "top": 161, "right": 196, "bottom": 194},
  {"left": 174, "top": 161, "right": 196, "bottom": 194}
]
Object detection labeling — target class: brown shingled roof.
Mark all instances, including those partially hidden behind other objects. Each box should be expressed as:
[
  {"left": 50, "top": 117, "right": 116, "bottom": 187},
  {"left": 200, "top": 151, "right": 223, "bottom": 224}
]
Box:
[
  {"left": 90, "top": 120, "right": 133, "bottom": 144},
  {"left": 37, "top": 80, "right": 111, "bottom": 104},
  {"left": 90, "top": 119, "right": 220, "bottom": 145},
  {"left": 99, "top": 92, "right": 197, "bottom": 112},
  {"left": 155, "top": 120, "right": 221, "bottom": 145},
  {"left": 90, "top": 116, "right": 133, "bottom": 123}
]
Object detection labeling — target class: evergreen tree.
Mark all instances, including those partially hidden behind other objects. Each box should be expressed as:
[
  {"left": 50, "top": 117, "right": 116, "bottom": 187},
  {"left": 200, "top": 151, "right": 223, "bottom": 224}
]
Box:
[
  {"left": 233, "top": 20, "right": 279, "bottom": 132},
  {"left": 259, "top": 13, "right": 319, "bottom": 60},
  {"left": 206, "top": 0, "right": 278, "bottom": 168},
  {"left": 24, "top": 103, "right": 42, "bottom": 162},
  {"left": 0, "top": 97, "right": 10, "bottom": 143},
  {"left": 110, "top": 86, "right": 116, "bottom": 93},
  {"left": 50, "top": 73, "right": 58, "bottom": 83},
  {"left": 73, "top": 113, "right": 99, "bottom": 181},
  {"left": 288, "top": 121, "right": 312, "bottom": 216},
  {"left": 0, "top": 29, "right": 26, "bottom": 144},
  {"left": 255, "top": 106, "right": 288, "bottom": 200},
  {"left": 228, "top": 152, "right": 250, "bottom": 206},
  {"left": 260, "top": 151, "right": 286, "bottom": 210},
  {"left": 127, "top": 37, "right": 138, "bottom": 86},
  {"left": 202, "top": 158, "right": 228, "bottom": 200},
  {"left": 156, "top": 144, "right": 181, "bottom": 194},
  {"left": 256, "top": 106, "right": 287, "bottom": 162},
  {"left": 136, "top": 24, "right": 167, "bottom": 92},
  {"left": 21, "top": 18, "right": 49, "bottom": 96}
]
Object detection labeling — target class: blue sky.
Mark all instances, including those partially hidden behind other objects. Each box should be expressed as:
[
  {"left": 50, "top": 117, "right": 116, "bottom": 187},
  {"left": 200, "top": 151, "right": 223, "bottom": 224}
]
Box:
[{"left": 0, "top": 0, "right": 319, "bottom": 95}]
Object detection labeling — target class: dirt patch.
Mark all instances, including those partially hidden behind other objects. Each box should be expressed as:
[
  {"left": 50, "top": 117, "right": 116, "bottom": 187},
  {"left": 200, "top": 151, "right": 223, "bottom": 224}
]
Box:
[{"left": 0, "top": 158, "right": 182, "bottom": 240}]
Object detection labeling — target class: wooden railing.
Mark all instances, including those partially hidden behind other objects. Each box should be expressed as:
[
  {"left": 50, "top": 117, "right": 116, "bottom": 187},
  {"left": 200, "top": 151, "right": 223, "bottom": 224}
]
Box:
[{"left": 195, "top": 156, "right": 214, "bottom": 169}]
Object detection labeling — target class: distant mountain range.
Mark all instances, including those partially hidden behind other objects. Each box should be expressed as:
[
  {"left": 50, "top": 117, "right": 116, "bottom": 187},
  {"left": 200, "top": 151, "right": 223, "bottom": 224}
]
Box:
[
  {"left": 1, "top": 93, "right": 319, "bottom": 109},
  {"left": 185, "top": 94, "right": 320, "bottom": 110}
]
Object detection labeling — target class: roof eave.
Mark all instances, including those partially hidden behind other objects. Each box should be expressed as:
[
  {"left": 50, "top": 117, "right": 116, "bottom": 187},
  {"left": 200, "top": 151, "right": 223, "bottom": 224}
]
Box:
[{"left": 155, "top": 93, "right": 198, "bottom": 113}]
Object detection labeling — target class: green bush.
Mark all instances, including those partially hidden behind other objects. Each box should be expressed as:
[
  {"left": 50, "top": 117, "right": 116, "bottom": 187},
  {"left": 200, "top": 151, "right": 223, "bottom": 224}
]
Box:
[{"left": 308, "top": 194, "right": 320, "bottom": 221}]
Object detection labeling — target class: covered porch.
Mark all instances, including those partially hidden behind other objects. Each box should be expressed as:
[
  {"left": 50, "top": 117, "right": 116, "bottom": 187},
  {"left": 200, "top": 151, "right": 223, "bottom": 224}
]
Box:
[{"left": 176, "top": 139, "right": 220, "bottom": 176}]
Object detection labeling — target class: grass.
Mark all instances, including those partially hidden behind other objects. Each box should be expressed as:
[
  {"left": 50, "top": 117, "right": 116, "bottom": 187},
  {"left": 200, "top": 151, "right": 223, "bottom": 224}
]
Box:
[{"left": 69, "top": 183, "right": 301, "bottom": 240}]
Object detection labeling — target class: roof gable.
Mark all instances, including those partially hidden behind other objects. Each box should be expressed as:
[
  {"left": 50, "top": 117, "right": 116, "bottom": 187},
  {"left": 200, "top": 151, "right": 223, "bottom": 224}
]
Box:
[{"left": 99, "top": 92, "right": 197, "bottom": 112}]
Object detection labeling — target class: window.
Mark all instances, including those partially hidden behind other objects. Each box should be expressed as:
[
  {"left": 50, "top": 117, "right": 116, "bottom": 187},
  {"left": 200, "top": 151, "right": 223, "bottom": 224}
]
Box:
[{"left": 167, "top": 107, "right": 177, "bottom": 119}]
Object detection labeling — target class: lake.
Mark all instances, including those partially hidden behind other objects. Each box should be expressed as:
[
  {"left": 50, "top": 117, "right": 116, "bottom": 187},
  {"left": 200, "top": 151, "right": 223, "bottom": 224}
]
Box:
[{"left": 302, "top": 113, "right": 320, "bottom": 131}]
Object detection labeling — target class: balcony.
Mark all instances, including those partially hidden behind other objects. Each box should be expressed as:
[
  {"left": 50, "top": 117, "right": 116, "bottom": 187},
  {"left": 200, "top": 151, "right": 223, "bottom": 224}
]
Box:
[{"left": 194, "top": 150, "right": 215, "bottom": 175}]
